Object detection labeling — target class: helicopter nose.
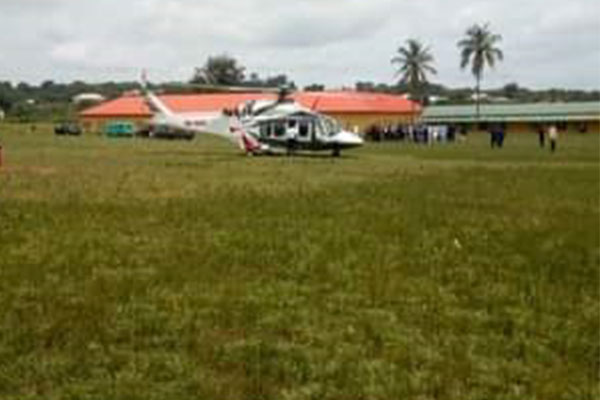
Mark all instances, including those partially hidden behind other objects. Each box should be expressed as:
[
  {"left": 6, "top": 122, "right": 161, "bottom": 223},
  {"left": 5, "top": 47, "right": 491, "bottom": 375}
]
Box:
[{"left": 335, "top": 131, "right": 364, "bottom": 147}]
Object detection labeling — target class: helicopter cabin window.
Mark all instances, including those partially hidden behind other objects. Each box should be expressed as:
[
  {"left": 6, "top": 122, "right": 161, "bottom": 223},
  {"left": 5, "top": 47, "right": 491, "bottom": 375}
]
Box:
[
  {"left": 288, "top": 120, "right": 297, "bottom": 129},
  {"left": 298, "top": 120, "right": 311, "bottom": 138},
  {"left": 259, "top": 122, "right": 272, "bottom": 138},
  {"left": 274, "top": 121, "right": 286, "bottom": 137}
]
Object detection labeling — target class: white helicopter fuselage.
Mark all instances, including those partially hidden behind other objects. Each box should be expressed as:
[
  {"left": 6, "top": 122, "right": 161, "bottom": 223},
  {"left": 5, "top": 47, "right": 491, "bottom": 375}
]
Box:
[{"left": 144, "top": 91, "right": 364, "bottom": 156}]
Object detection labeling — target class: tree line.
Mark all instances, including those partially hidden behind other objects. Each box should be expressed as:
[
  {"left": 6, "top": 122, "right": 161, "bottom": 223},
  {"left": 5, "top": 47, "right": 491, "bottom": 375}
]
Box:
[
  {"left": 353, "top": 81, "right": 600, "bottom": 104},
  {"left": 1, "top": 76, "right": 595, "bottom": 122}
]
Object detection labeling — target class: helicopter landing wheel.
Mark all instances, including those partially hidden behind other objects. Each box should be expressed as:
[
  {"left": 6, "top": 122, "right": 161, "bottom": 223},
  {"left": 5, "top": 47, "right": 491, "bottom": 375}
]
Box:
[{"left": 286, "top": 139, "right": 297, "bottom": 156}]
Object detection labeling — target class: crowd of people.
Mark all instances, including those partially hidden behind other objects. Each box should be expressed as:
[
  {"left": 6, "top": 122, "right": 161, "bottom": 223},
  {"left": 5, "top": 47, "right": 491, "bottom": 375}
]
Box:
[
  {"left": 364, "top": 121, "right": 563, "bottom": 152},
  {"left": 491, "top": 123, "right": 563, "bottom": 152},
  {"left": 538, "top": 124, "right": 559, "bottom": 152},
  {"left": 364, "top": 123, "right": 461, "bottom": 144}
]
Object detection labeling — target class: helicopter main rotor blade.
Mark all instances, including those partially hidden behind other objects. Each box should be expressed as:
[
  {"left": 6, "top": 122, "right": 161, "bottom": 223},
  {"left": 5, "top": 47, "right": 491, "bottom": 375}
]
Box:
[{"left": 169, "top": 82, "right": 282, "bottom": 94}]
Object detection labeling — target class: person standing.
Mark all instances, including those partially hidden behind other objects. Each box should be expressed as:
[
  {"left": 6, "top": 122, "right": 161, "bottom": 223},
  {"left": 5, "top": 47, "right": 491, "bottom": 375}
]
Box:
[
  {"left": 548, "top": 124, "right": 558, "bottom": 152},
  {"left": 538, "top": 125, "right": 545, "bottom": 148},
  {"left": 489, "top": 124, "right": 497, "bottom": 148},
  {"left": 490, "top": 123, "right": 502, "bottom": 148},
  {"left": 498, "top": 123, "right": 506, "bottom": 148}
]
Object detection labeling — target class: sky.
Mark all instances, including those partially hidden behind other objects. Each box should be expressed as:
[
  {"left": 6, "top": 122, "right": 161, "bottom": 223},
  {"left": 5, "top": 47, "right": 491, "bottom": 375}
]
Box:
[{"left": 1, "top": 0, "right": 599, "bottom": 90}]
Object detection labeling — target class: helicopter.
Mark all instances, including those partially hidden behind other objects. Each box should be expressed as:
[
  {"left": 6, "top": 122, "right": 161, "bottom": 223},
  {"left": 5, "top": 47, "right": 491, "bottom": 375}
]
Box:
[{"left": 141, "top": 79, "right": 364, "bottom": 157}]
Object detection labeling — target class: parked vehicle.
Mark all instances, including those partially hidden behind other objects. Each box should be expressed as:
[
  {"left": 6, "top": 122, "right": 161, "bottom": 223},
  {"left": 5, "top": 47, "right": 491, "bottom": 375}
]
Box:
[
  {"left": 148, "top": 124, "right": 195, "bottom": 140},
  {"left": 54, "top": 122, "right": 82, "bottom": 136},
  {"left": 135, "top": 123, "right": 194, "bottom": 140},
  {"left": 105, "top": 121, "right": 135, "bottom": 138}
]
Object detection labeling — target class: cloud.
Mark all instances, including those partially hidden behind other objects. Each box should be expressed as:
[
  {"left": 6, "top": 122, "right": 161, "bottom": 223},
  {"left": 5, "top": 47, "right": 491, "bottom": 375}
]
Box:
[
  {"left": 249, "top": 1, "right": 395, "bottom": 47},
  {"left": 49, "top": 41, "right": 88, "bottom": 63},
  {"left": 0, "top": 0, "right": 598, "bottom": 89}
]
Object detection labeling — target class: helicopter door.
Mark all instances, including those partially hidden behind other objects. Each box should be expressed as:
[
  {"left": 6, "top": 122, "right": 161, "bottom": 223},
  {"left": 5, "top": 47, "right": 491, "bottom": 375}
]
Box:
[
  {"left": 286, "top": 119, "right": 299, "bottom": 142},
  {"left": 297, "top": 119, "right": 314, "bottom": 144},
  {"left": 273, "top": 121, "right": 286, "bottom": 141}
]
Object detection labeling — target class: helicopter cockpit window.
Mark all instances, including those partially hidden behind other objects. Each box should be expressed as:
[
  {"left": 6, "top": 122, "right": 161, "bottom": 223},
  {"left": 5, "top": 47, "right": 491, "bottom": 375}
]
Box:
[{"left": 318, "top": 116, "right": 341, "bottom": 137}]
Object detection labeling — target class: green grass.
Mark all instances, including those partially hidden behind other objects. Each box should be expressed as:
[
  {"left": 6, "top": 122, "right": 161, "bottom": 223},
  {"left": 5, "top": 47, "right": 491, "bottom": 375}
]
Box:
[{"left": 0, "top": 124, "right": 598, "bottom": 400}]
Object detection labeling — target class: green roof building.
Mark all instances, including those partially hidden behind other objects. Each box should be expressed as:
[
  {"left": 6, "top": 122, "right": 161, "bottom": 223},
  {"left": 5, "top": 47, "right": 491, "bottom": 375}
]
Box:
[{"left": 422, "top": 102, "right": 600, "bottom": 133}]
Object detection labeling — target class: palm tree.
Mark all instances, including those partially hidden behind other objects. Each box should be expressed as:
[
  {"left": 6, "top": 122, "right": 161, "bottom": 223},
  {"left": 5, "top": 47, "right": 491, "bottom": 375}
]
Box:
[
  {"left": 458, "top": 23, "right": 503, "bottom": 119},
  {"left": 391, "top": 39, "right": 437, "bottom": 103}
]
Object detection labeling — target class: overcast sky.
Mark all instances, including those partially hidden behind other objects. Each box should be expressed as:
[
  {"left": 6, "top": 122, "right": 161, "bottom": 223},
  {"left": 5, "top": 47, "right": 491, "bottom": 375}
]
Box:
[{"left": 1, "top": 0, "right": 599, "bottom": 89}]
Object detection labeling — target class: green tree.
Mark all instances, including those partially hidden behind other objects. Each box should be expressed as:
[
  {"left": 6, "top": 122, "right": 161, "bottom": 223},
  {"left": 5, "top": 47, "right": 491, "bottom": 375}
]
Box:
[
  {"left": 0, "top": 81, "right": 15, "bottom": 112},
  {"left": 263, "top": 74, "right": 295, "bottom": 89},
  {"left": 391, "top": 39, "right": 437, "bottom": 102},
  {"left": 304, "top": 83, "right": 325, "bottom": 92},
  {"left": 458, "top": 23, "right": 504, "bottom": 118},
  {"left": 502, "top": 82, "right": 520, "bottom": 100},
  {"left": 355, "top": 81, "right": 375, "bottom": 92},
  {"left": 191, "top": 54, "right": 245, "bottom": 86}
]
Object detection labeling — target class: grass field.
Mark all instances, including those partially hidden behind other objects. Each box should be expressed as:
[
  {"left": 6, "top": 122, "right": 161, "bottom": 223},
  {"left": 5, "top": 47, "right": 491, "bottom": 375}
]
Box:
[{"left": 0, "top": 124, "right": 598, "bottom": 400}]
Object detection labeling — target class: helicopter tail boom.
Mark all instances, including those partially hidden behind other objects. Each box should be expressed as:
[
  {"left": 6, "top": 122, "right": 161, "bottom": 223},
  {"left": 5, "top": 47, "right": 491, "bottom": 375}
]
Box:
[{"left": 144, "top": 91, "right": 175, "bottom": 117}]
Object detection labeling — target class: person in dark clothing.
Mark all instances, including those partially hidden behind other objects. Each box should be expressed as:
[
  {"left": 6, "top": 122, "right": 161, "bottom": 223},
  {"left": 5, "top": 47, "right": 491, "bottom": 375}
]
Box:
[
  {"left": 490, "top": 124, "right": 498, "bottom": 148},
  {"left": 498, "top": 123, "right": 506, "bottom": 148},
  {"left": 489, "top": 123, "right": 505, "bottom": 148},
  {"left": 447, "top": 125, "right": 456, "bottom": 142},
  {"left": 538, "top": 125, "right": 545, "bottom": 148}
]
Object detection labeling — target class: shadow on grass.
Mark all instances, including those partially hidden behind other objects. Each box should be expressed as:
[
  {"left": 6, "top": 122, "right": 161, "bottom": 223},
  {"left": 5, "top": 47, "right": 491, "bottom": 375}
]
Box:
[{"left": 156, "top": 150, "right": 360, "bottom": 165}]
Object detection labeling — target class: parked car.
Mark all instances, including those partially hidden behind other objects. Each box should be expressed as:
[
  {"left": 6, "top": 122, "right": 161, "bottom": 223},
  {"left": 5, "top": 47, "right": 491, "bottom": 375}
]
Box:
[
  {"left": 145, "top": 124, "right": 195, "bottom": 140},
  {"left": 54, "top": 122, "right": 82, "bottom": 136},
  {"left": 105, "top": 121, "right": 135, "bottom": 138}
]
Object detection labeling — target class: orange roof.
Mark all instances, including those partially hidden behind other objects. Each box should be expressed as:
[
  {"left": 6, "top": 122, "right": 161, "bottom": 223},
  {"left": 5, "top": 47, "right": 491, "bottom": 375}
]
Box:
[
  {"left": 80, "top": 91, "right": 420, "bottom": 117},
  {"left": 80, "top": 95, "right": 151, "bottom": 117},
  {"left": 297, "top": 91, "right": 420, "bottom": 113}
]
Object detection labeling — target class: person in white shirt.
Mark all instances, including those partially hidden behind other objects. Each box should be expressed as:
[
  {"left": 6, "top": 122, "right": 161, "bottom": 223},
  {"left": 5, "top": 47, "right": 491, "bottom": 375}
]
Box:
[{"left": 548, "top": 124, "right": 558, "bottom": 152}]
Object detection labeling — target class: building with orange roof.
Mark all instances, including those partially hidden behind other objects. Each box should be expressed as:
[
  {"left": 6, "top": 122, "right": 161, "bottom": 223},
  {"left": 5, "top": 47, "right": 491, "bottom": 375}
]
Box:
[{"left": 79, "top": 91, "right": 421, "bottom": 134}]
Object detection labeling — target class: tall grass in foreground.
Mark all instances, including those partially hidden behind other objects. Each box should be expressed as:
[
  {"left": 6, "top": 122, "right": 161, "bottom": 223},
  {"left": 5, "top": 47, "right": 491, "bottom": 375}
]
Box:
[{"left": 0, "top": 125, "right": 598, "bottom": 399}]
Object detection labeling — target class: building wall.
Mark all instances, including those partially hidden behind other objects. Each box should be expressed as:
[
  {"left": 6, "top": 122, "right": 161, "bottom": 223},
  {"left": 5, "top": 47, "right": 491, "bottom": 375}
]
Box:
[
  {"left": 506, "top": 121, "right": 600, "bottom": 134},
  {"left": 328, "top": 112, "right": 418, "bottom": 132},
  {"left": 570, "top": 120, "right": 600, "bottom": 134},
  {"left": 455, "top": 120, "right": 600, "bottom": 135}
]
